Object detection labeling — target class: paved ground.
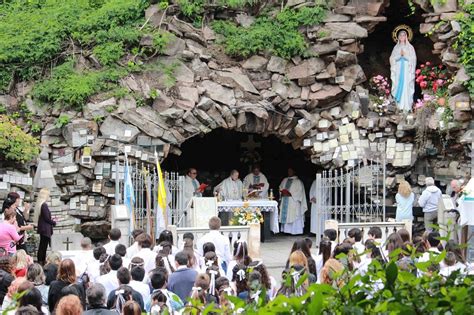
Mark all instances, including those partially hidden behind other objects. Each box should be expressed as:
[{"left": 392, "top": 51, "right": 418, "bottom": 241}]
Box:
[{"left": 259, "top": 234, "right": 317, "bottom": 281}]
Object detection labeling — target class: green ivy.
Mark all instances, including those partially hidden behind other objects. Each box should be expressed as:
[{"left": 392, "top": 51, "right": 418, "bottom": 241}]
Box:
[
  {"left": 212, "top": 5, "right": 326, "bottom": 59},
  {"left": 455, "top": 3, "right": 474, "bottom": 97},
  {"left": 93, "top": 42, "right": 125, "bottom": 66},
  {"left": 33, "top": 61, "right": 126, "bottom": 109},
  {"left": 54, "top": 114, "right": 71, "bottom": 128},
  {"left": 0, "top": 115, "right": 40, "bottom": 163}
]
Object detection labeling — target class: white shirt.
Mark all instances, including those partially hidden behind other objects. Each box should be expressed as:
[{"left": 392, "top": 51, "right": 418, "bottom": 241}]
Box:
[
  {"left": 129, "top": 280, "right": 150, "bottom": 302},
  {"left": 419, "top": 247, "right": 441, "bottom": 263},
  {"left": 132, "top": 248, "right": 157, "bottom": 273},
  {"left": 96, "top": 270, "right": 118, "bottom": 297},
  {"left": 196, "top": 230, "right": 232, "bottom": 265},
  {"left": 126, "top": 242, "right": 140, "bottom": 259},
  {"left": 353, "top": 242, "right": 365, "bottom": 256},
  {"left": 103, "top": 240, "right": 121, "bottom": 256},
  {"left": 88, "top": 260, "right": 102, "bottom": 283}
]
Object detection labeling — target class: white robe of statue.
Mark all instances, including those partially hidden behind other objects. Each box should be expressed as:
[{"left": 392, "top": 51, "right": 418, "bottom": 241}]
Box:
[
  {"left": 243, "top": 172, "right": 269, "bottom": 198},
  {"left": 214, "top": 177, "right": 243, "bottom": 200},
  {"left": 184, "top": 175, "right": 201, "bottom": 208},
  {"left": 390, "top": 32, "right": 416, "bottom": 112},
  {"left": 279, "top": 176, "right": 307, "bottom": 235}
]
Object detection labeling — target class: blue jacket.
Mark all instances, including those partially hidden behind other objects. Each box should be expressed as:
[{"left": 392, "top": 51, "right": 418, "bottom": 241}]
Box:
[{"left": 167, "top": 267, "right": 197, "bottom": 302}]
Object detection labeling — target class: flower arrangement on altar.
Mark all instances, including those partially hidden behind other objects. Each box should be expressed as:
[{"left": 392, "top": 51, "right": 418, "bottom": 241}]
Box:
[
  {"left": 232, "top": 205, "right": 263, "bottom": 225},
  {"left": 369, "top": 75, "right": 393, "bottom": 114},
  {"left": 414, "top": 61, "right": 450, "bottom": 110}
]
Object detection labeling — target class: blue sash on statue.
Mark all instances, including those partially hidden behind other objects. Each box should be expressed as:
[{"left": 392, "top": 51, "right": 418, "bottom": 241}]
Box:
[
  {"left": 280, "top": 178, "right": 293, "bottom": 224},
  {"left": 395, "top": 57, "right": 407, "bottom": 103}
]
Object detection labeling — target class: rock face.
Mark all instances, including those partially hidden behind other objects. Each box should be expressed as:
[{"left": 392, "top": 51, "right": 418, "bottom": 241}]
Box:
[{"left": 2, "top": 0, "right": 471, "bottom": 238}]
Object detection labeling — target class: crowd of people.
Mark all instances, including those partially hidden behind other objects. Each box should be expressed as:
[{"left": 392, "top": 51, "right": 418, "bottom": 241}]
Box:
[{"left": 0, "top": 211, "right": 473, "bottom": 315}]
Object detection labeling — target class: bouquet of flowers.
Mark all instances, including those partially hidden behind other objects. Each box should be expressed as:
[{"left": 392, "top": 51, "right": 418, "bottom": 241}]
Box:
[
  {"left": 232, "top": 206, "right": 263, "bottom": 225},
  {"left": 369, "top": 75, "right": 392, "bottom": 114},
  {"left": 370, "top": 75, "right": 391, "bottom": 97},
  {"left": 415, "top": 62, "right": 449, "bottom": 96}
]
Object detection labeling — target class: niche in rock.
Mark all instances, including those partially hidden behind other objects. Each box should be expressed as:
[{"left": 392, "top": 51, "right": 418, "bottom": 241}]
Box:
[
  {"left": 162, "top": 129, "right": 319, "bottom": 196},
  {"left": 358, "top": 0, "right": 441, "bottom": 99}
]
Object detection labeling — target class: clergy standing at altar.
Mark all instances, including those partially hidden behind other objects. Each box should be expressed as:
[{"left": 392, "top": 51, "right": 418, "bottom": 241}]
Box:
[
  {"left": 184, "top": 168, "right": 201, "bottom": 207},
  {"left": 243, "top": 165, "right": 269, "bottom": 199},
  {"left": 214, "top": 170, "right": 243, "bottom": 200},
  {"left": 279, "top": 168, "right": 307, "bottom": 235}
]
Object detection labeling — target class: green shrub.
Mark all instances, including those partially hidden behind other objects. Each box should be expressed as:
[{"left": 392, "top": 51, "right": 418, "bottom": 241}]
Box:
[
  {"left": 212, "top": 5, "right": 326, "bottom": 58},
  {"left": 93, "top": 42, "right": 125, "bottom": 66},
  {"left": 455, "top": 4, "right": 474, "bottom": 97},
  {"left": 55, "top": 114, "right": 71, "bottom": 128},
  {"left": 33, "top": 61, "right": 126, "bottom": 109},
  {"left": 0, "top": 116, "right": 40, "bottom": 163}
]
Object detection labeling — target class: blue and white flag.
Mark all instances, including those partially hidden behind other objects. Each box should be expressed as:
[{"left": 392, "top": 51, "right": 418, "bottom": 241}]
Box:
[{"left": 124, "top": 153, "right": 135, "bottom": 232}]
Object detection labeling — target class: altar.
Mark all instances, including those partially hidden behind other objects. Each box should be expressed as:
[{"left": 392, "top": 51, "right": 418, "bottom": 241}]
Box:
[{"left": 217, "top": 199, "right": 279, "bottom": 242}]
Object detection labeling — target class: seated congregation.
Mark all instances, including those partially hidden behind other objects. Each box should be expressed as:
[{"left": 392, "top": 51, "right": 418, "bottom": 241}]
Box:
[{"left": 0, "top": 216, "right": 472, "bottom": 315}]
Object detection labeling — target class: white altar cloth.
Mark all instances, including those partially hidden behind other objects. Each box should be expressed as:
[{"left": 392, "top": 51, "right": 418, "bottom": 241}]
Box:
[{"left": 217, "top": 200, "right": 279, "bottom": 233}]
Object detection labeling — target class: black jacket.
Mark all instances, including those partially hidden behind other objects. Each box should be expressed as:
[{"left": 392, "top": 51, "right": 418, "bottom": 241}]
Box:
[
  {"left": 84, "top": 306, "right": 119, "bottom": 315},
  {"left": 48, "top": 280, "right": 86, "bottom": 312},
  {"left": 0, "top": 269, "right": 14, "bottom": 306},
  {"left": 37, "top": 203, "right": 56, "bottom": 238}
]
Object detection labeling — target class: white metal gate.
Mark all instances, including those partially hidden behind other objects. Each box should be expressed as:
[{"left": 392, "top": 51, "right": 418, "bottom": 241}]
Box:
[
  {"left": 115, "top": 161, "right": 186, "bottom": 238},
  {"left": 314, "top": 158, "right": 386, "bottom": 243}
]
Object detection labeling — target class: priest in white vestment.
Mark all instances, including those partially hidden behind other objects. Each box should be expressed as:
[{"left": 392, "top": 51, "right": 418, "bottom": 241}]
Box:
[
  {"left": 184, "top": 168, "right": 201, "bottom": 208},
  {"left": 309, "top": 178, "right": 330, "bottom": 241},
  {"left": 214, "top": 170, "right": 243, "bottom": 200},
  {"left": 279, "top": 168, "right": 307, "bottom": 235},
  {"left": 243, "top": 165, "right": 269, "bottom": 199}
]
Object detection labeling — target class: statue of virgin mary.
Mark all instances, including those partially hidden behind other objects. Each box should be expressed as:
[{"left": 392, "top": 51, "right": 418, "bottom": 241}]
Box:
[{"left": 390, "top": 25, "right": 417, "bottom": 112}]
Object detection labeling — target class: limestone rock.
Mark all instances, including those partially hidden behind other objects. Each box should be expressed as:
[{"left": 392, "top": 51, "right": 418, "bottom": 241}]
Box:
[
  {"left": 160, "top": 108, "right": 185, "bottom": 119},
  {"left": 242, "top": 55, "right": 268, "bottom": 70},
  {"left": 152, "top": 92, "right": 173, "bottom": 112},
  {"left": 448, "top": 92, "right": 470, "bottom": 111},
  {"left": 84, "top": 97, "right": 116, "bottom": 120},
  {"left": 323, "top": 13, "right": 351, "bottom": 23},
  {"left": 63, "top": 119, "right": 99, "bottom": 148},
  {"left": 177, "top": 86, "right": 199, "bottom": 105},
  {"left": 420, "top": 23, "right": 434, "bottom": 34},
  {"left": 200, "top": 80, "right": 236, "bottom": 106},
  {"left": 287, "top": 58, "right": 325, "bottom": 80},
  {"left": 174, "top": 62, "right": 195, "bottom": 83},
  {"left": 432, "top": 0, "right": 457, "bottom": 13},
  {"left": 100, "top": 116, "right": 140, "bottom": 142},
  {"left": 334, "top": 6, "right": 357, "bottom": 16},
  {"left": 309, "top": 85, "right": 345, "bottom": 105},
  {"left": 267, "top": 56, "right": 288, "bottom": 74},
  {"left": 310, "top": 41, "right": 340, "bottom": 55},
  {"left": 217, "top": 71, "right": 259, "bottom": 94},
  {"left": 163, "top": 36, "right": 186, "bottom": 56},
  {"left": 320, "top": 23, "right": 368, "bottom": 39},
  {"left": 340, "top": 64, "right": 366, "bottom": 91},
  {"left": 335, "top": 50, "right": 357, "bottom": 67},
  {"left": 145, "top": 5, "right": 165, "bottom": 27},
  {"left": 81, "top": 221, "right": 111, "bottom": 240}
]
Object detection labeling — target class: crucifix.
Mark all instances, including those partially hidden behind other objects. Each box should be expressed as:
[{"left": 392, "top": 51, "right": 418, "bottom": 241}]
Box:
[
  {"left": 241, "top": 135, "right": 261, "bottom": 152},
  {"left": 62, "top": 237, "right": 73, "bottom": 251}
]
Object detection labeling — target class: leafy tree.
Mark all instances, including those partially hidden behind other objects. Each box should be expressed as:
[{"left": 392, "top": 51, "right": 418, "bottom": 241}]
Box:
[{"left": 0, "top": 115, "right": 40, "bottom": 163}]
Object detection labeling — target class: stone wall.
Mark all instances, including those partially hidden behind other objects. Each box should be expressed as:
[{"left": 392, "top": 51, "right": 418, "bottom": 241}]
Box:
[{"left": 0, "top": 0, "right": 471, "bottom": 237}]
